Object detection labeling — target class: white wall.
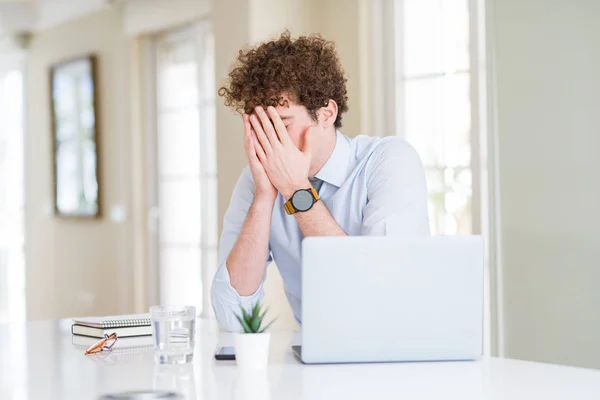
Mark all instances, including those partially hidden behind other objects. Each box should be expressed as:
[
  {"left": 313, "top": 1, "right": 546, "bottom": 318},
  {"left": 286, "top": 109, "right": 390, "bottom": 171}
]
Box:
[
  {"left": 309, "top": 0, "right": 371, "bottom": 138},
  {"left": 492, "top": 0, "right": 600, "bottom": 369},
  {"left": 18, "top": 0, "right": 391, "bottom": 330},
  {"left": 23, "top": 0, "right": 329, "bottom": 323},
  {"left": 23, "top": 0, "right": 220, "bottom": 320},
  {"left": 25, "top": 6, "right": 134, "bottom": 319}
]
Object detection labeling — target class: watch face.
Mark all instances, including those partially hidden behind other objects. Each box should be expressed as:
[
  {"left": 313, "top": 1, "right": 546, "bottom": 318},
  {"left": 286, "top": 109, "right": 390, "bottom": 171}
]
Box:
[{"left": 291, "top": 190, "right": 314, "bottom": 211}]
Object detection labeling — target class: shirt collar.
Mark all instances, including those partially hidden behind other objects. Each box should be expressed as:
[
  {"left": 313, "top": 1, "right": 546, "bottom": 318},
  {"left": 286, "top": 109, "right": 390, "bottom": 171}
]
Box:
[{"left": 313, "top": 130, "right": 351, "bottom": 188}]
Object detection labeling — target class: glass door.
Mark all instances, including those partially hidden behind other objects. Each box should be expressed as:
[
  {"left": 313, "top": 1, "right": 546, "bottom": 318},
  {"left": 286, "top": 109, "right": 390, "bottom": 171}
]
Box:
[{"left": 149, "top": 22, "right": 217, "bottom": 314}]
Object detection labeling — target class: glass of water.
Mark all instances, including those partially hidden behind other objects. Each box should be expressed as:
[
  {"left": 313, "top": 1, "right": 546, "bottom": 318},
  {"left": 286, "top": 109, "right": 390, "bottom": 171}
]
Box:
[{"left": 150, "top": 305, "right": 196, "bottom": 364}]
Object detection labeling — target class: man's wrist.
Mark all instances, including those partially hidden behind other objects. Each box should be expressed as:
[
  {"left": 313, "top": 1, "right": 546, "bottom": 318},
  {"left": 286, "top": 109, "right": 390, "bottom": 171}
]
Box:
[
  {"left": 252, "top": 194, "right": 276, "bottom": 209},
  {"left": 281, "top": 180, "right": 312, "bottom": 201}
]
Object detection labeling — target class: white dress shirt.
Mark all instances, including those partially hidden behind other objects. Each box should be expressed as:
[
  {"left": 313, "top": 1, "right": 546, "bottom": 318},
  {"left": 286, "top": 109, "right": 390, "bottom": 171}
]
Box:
[{"left": 211, "top": 131, "right": 430, "bottom": 331}]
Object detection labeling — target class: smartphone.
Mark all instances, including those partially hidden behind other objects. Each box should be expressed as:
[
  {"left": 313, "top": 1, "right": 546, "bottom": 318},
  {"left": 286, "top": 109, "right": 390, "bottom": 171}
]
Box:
[{"left": 214, "top": 346, "right": 236, "bottom": 360}]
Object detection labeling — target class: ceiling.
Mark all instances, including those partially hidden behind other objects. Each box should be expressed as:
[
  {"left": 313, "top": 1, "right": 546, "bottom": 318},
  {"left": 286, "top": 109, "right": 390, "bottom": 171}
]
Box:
[{"left": 0, "top": 0, "right": 117, "bottom": 39}]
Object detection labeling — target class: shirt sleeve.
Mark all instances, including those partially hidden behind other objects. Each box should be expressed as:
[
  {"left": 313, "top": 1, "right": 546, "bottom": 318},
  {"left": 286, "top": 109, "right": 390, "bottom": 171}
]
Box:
[
  {"left": 361, "top": 137, "right": 431, "bottom": 237},
  {"left": 210, "top": 167, "right": 272, "bottom": 332}
]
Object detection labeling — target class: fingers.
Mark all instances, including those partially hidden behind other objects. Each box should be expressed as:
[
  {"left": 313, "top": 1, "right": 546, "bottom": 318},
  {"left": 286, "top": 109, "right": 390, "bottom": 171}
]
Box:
[
  {"left": 266, "top": 106, "right": 291, "bottom": 146},
  {"left": 254, "top": 106, "right": 281, "bottom": 147},
  {"left": 251, "top": 129, "right": 267, "bottom": 163},
  {"left": 249, "top": 113, "right": 273, "bottom": 155},
  {"left": 243, "top": 114, "right": 267, "bottom": 164}
]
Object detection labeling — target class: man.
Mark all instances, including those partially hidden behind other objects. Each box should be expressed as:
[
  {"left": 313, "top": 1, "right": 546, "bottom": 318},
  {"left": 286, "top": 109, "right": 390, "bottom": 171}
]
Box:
[{"left": 212, "top": 31, "right": 429, "bottom": 331}]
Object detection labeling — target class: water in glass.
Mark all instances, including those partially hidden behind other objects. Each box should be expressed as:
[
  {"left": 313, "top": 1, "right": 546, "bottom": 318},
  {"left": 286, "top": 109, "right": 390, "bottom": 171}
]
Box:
[{"left": 151, "top": 305, "right": 196, "bottom": 364}]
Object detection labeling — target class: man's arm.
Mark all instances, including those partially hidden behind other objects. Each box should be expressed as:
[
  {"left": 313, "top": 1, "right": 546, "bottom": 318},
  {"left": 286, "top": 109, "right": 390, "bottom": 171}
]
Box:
[
  {"left": 361, "top": 138, "right": 430, "bottom": 236},
  {"left": 211, "top": 169, "right": 274, "bottom": 331},
  {"left": 212, "top": 114, "right": 278, "bottom": 332},
  {"left": 226, "top": 194, "right": 274, "bottom": 295}
]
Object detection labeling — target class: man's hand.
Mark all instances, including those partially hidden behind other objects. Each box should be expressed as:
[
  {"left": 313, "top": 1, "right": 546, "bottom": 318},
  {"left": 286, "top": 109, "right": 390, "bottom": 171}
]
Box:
[
  {"left": 243, "top": 113, "right": 277, "bottom": 203},
  {"left": 249, "top": 106, "right": 314, "bottom": 200}
]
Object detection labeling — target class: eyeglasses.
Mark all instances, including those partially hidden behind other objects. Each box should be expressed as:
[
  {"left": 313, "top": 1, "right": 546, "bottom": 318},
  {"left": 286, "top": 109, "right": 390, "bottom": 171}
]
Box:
[{"left": 85, "top": 333, "right": 118, "bottom": 355}]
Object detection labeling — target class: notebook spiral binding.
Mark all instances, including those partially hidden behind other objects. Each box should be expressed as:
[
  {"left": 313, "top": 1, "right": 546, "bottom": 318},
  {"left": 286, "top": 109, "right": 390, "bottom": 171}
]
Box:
[{"left": 102, "top": 318, "right": 152, "bottom": 328}]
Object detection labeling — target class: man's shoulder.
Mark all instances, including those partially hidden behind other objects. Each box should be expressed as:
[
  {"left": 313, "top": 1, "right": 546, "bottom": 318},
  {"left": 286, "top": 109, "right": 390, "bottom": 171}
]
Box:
[{"left": 351, "top": 134, "right": 417, "bottom": 163}]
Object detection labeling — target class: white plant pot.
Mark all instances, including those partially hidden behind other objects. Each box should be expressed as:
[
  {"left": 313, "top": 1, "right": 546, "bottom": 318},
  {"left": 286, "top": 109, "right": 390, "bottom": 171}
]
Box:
[{"left": 234, "top": 332, "right": 271, "bottom": 370}]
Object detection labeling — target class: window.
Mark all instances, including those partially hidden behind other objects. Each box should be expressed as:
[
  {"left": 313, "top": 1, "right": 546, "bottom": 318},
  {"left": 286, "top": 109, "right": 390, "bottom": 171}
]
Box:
[
  {"left": 394, "top": 0, "right": 473, "bottom": 236},
  {"left": 149, "top": 22, "right": 217, "bottom": 314},
  {"left": 380, "top": 0, "right": 491, "bottom": 354},
  {"left": 0, "top": 68, "right": 26, "bottom": 324}
]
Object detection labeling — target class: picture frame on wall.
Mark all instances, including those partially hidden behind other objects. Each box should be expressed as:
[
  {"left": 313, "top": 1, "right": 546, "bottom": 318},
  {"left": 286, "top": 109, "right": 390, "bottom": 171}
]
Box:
[{"left": 50, "top": 55, "right": 101, "bottom": 218}]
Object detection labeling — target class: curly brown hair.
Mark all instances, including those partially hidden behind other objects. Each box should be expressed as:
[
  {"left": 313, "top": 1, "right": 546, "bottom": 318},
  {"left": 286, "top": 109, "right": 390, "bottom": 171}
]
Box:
[{"left": 218, "top": 30, "right": 349, "bottom": 128}]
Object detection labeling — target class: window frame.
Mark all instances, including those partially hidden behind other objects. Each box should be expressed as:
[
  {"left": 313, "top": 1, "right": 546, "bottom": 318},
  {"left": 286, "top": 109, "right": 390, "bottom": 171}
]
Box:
[
  {"left": 144, "top": 20, "right": 218, "bottom": 317},
  {"left": 373, "top": 0, "right": 500, "bottom": 356}
]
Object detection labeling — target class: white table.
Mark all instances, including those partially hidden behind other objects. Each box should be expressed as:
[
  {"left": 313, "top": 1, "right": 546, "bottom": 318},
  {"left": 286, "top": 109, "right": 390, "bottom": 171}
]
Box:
[{"left": 1, "top": 319, "right": 600, "bottom": 399}]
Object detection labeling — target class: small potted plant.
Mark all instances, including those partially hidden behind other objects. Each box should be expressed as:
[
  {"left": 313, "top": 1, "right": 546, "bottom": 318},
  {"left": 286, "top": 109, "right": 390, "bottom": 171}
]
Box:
[{"left": 234, "top": 303, "right": 275, "bottom": 369}]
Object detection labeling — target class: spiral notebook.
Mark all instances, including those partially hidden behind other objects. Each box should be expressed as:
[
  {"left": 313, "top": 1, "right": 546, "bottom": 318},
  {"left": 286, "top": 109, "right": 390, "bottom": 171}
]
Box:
[
  {"left": 72, "top": 334, "right": 153, "bottom": 350},
  {"left": 72, "top": 313, "right": 152, "bottom": 338}
]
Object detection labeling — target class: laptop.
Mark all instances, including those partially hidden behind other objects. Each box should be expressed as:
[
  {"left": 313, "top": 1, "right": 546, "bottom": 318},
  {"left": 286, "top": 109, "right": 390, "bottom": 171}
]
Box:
[{"left": 293, "top": 236, "right": 484, "bottom": 364}]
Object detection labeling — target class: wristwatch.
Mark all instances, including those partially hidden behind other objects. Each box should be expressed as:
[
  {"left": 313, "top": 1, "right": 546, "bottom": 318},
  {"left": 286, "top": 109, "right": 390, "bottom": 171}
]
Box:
[{"left": 284, "top": 188, "right": 320, "bottom": 215}]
